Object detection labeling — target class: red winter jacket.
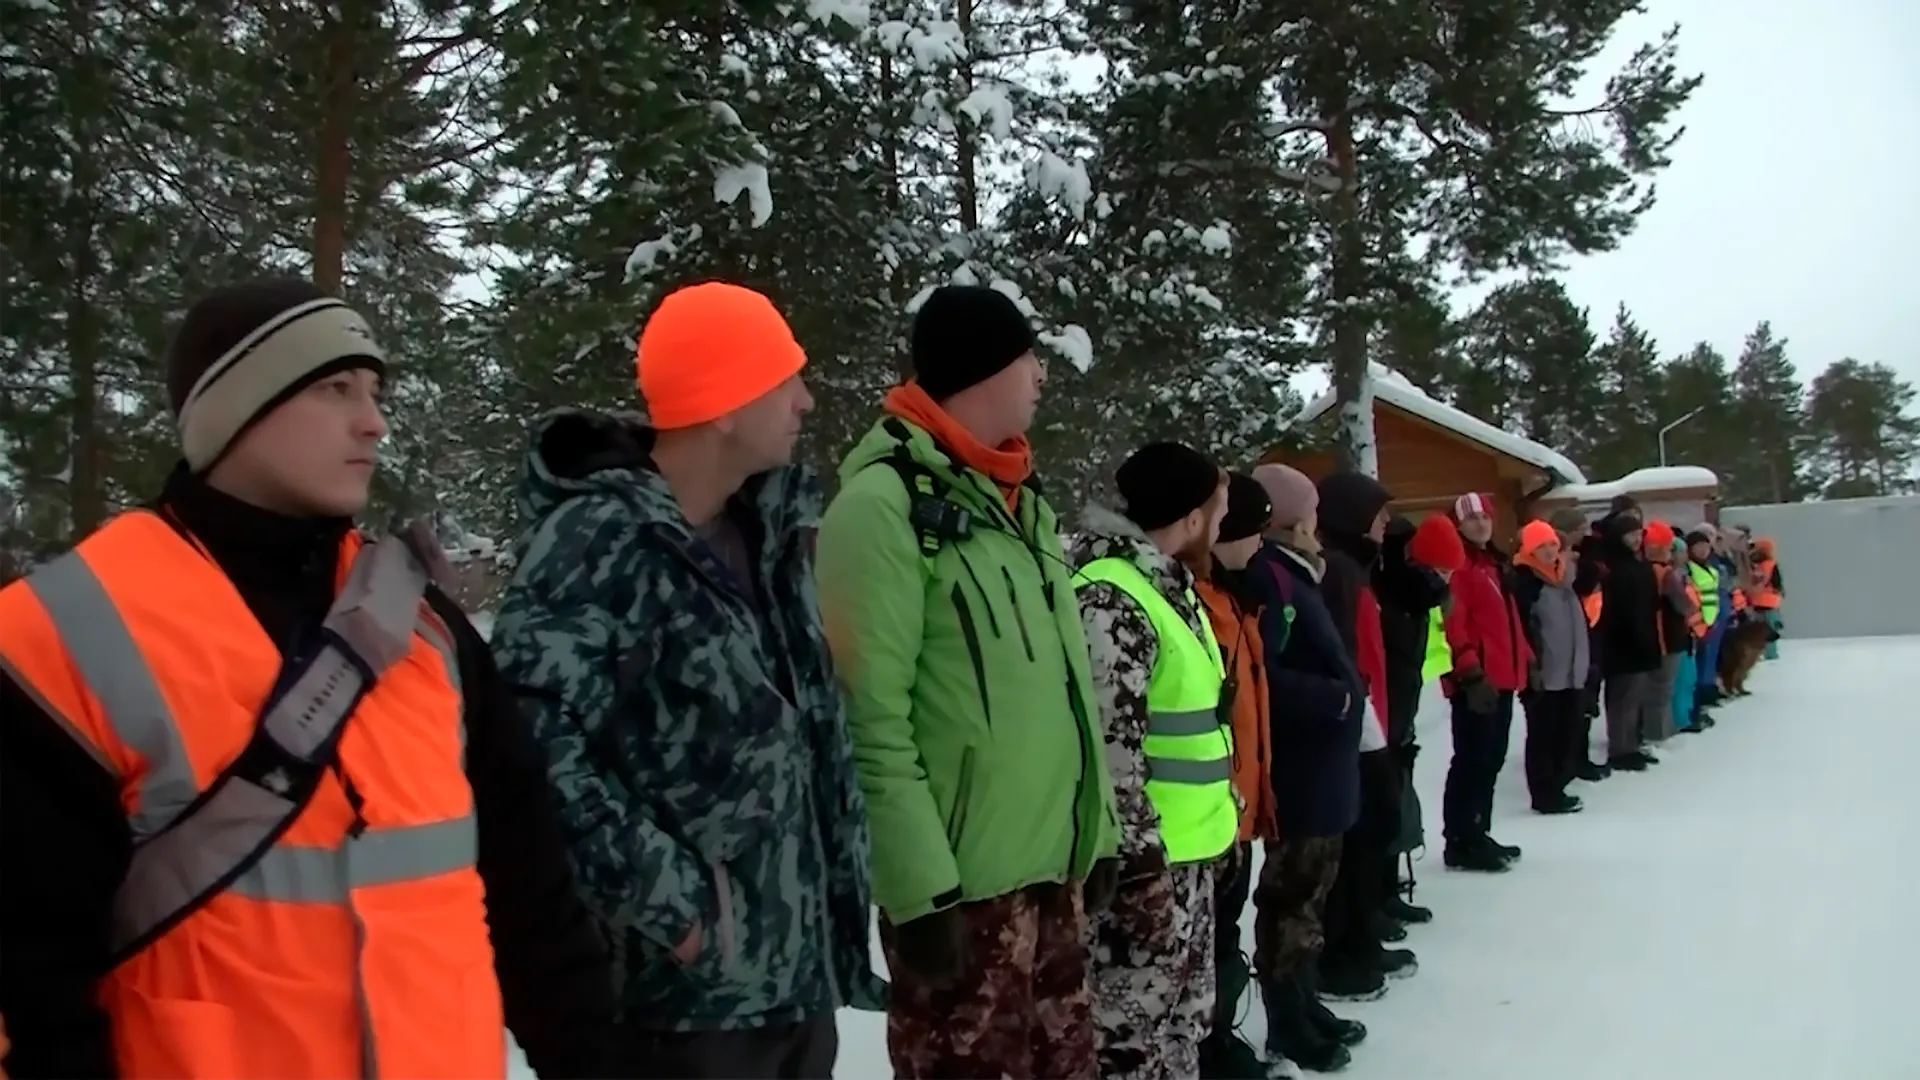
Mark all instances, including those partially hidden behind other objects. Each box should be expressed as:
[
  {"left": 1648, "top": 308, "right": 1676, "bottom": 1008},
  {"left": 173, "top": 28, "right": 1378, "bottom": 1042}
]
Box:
[
  {"left": 1444, "top": 541, "right": 1533, "bottom": 692},
  {"left": 1355, "top": 584, "right": 1391, "bottom": 739}
]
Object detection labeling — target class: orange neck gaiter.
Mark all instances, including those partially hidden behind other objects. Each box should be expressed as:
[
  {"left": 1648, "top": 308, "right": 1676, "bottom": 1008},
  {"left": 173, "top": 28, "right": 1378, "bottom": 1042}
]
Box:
[{"left": 883, "top": 382, "right": 1033, "bottom": 512}]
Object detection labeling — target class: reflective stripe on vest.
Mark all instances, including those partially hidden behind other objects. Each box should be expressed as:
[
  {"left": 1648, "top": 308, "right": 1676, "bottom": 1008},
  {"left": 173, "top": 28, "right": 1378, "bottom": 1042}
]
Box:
[
  {"left": 1421, "top": 607, "right": 1452, "bottom": 682},
  {"left": 1076, "top": 557, "right": 1236, "bottom": 864},
  {"left": 0, "top": 512, "right": 500, "bottom": 1079},
  {"left": 1687, "top": 562, "right": 1721, "bottom": 627}
]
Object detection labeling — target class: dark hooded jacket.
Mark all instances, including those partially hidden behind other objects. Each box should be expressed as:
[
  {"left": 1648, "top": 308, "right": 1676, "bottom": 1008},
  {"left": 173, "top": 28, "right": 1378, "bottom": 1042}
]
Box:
[
  {"left": 1315, "top": 474, "right": 1393, "bottom": 739},
  {"left": 1596, "top": 513, "right": 1663, "bottom": 676},
  {"left": 1374, "top": 516, "right": 1450, "bottom": 746},
  {"left": 489, "top": 410, "right": 886, "bottom": 1031},
  {"left": 1248, "top": 539, "right": 1363, "bottom": 839}
]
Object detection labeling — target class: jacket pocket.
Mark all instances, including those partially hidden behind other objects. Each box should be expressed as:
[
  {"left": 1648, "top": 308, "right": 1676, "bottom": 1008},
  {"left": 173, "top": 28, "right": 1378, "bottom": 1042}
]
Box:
[
  {"left": 952, "top": 584, "right": 993, "bottom": 725},
  {"left": 709, "top": 860, "right": 739, "bottom": 973},
  {"left": 107, "top": 989, "right": 240, "bottom": 1079}
]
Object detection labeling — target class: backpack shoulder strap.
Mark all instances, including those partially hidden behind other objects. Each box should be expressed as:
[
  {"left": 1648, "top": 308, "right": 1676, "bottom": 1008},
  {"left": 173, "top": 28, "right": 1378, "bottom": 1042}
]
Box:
[
  {"left": 858, "top": 419, "right": 967, "bottom": 562},
  {"left": 105, "top": 530, "right": 433, "bottom": 965}
]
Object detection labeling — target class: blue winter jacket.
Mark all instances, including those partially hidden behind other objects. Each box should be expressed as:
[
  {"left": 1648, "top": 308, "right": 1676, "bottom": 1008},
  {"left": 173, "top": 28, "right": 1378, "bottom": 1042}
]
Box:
[{"left": 1248, "top": 542, "right": 1364, "bottom": 839}]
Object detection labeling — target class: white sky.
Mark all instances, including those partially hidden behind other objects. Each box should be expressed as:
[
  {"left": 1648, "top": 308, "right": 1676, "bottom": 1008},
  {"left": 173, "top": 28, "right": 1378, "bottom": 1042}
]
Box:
[{"left": 1389, "top": 0, "right": 1920, "bottom": 403}]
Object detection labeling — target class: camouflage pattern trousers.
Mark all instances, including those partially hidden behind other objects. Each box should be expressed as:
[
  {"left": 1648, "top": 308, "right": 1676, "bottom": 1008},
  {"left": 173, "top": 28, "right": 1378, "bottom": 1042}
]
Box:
[
  {"left": 1088, "top": 861, "right": 1215, "bottom": 1080},
  {"left": 1251, "top": 835, "right": 1343, "bottom": 978},
  {"left": 880, "top": 882, "right": 1097, "bottom": 1079}
]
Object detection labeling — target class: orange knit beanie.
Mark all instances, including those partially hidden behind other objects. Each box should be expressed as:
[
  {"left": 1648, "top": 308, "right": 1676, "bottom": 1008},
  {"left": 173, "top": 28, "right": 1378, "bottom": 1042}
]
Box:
[{"left": 636, "top": 282, "right": 807, "bottom": 429}]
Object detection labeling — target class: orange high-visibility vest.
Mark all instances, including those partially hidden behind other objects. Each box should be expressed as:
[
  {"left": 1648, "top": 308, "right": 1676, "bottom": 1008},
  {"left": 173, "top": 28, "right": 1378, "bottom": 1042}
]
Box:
[
  {"left": 1681, "top": 578, "right": 1709, "bottom": 639},
  {"left": 1751, "top": 558, "right": 1781, "bottom": 609},
  {"left": 1581, "top": 590, "right": 1603, "bottom": 628},
  {"left": 0, "top": 511, "right": 504, "bottom": 1079}
]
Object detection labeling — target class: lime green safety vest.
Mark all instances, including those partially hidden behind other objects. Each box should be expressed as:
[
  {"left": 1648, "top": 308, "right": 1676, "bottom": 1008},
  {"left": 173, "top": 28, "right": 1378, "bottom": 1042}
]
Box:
[
  {"left": 1421, "top": 607, "right": 1452, "bottom": 683},
  {"left": 1076, "top": 557, "right": 1238, "bottom": 865},
  {"left": 1688, "top": 561, "right": 1721, "bottom": 627}
]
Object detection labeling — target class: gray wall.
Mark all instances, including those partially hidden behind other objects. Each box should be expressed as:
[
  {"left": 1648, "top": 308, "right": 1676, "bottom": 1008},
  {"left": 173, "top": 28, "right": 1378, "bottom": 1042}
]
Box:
[{"left": 1720, "top": 496, "right": 1920, "bottom": 640}]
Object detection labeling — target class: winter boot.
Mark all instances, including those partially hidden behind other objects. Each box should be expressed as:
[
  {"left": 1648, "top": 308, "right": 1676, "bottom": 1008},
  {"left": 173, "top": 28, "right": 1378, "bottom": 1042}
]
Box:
[
  {"left": 1201, "top": 949, "right": 1270, "bottom": 1078},
  {"left": 1485, "top": 835, "right": 1522, "bottom": 862},
  {"left": 1262, "top": 973, "right": 1352, "bottom": 1073},
  {"left": 1382, "top": 892, "right": 1432, "bottom": 924},
  {"left": 1532, "top": 793, "right": 1584, "bottom": 815},
  {"left": 1315, "top": 953, "right": 1388, "bottom": 1003},
  {"left": 1375, "top": 947, "right": 1418, "bottom": 979},
  {"left": 1607, "top": 754, "right": 1648, "bottom": 772},
  {"left": 1371, "top": 913, "right": 1407, "bottom": 942},
  {"left": 1263, "top": 1056, "right": 1305, "bottom": 1080},
  {"left": 1299, "top": 965, "right": 1367, "bottom": 1047},
  {"left": 1444, "top": 838, "right": 1511, "bottom": 873},
  {"left": 1200, "top": 1030, "right": 1270, "bottom": 1079},
  {"left": 1576, "top": 760, "right": 1611, "bottom": 782}
]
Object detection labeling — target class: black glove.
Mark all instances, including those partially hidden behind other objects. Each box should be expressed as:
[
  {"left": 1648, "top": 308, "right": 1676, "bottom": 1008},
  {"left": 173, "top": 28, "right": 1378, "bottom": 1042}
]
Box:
[
  {"left": 889, "top": 907, "right": 970, "bottom": 990},
  {"left": 1392, "top": 739, "right": 1420, "bottom": 770},
  {"left": 1083, "top": 857, "right": 1121, "bottom": 915},
  {"left": 1457, "top": 669, "right": 1499, "bottom": 714}
]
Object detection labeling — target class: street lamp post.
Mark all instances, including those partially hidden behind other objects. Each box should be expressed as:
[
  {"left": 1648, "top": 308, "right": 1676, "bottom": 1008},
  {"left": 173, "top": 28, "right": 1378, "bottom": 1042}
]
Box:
[{"left": 1657, "top": 406, "right": 1705, "bottom": 467}]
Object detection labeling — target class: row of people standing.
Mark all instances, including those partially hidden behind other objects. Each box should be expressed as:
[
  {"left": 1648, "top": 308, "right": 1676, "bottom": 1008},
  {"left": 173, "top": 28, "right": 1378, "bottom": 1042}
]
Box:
[
  {"left": 0, "top": 270, "right": 1788, "bottom": 1080},
  {"left": 1579, "top": 500, "right": 1785, "bottom": 781}
]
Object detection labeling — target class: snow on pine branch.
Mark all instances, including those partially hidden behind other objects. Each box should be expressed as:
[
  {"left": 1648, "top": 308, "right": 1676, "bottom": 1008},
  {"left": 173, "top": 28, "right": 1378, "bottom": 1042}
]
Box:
[{"left": 713, "top": 162, "right": 773, "bottom": 227}]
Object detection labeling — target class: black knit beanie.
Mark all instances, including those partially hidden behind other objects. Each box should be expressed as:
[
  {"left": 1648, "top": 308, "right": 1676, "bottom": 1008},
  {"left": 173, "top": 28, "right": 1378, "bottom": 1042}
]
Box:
[
  {"left": 1217, "top": 471, "right": 1272, "bottom": 543},
  {"left": 166, "top": 278, "right": 386, "bottom": 471},
  {"left": 1115, "top": 442, "right": 1222, "bottom": 531},
  {"left": 910, "top": 285, "right": 1038, "bottom": 400}
]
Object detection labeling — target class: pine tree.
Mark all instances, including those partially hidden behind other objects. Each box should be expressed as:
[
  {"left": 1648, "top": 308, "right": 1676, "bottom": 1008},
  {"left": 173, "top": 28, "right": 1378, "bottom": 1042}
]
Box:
[
  {"left": 1804, "top": 358, "right": 1920, "bottom": 497},
  {"left": 1003, "top": 0, "right": 1319, "bottom": 496},
  {"left": 1728, "top": 321, "right": 1808, "bottom": 503},
  {"left": 1656, "top": 342, "right": 1738, "bottom": 479},
  {"left": 1454, "top": 278, "right": 1601, "bottom": 459},
  {"left": 1271, "top": 1, "right": 1701, "bottom": 470},
  {"left": 1584, "top": 306, "right": 1665, "bottom": 480},
  {"left": 0, "top": 0, "right": 232, "bottom": 554}
]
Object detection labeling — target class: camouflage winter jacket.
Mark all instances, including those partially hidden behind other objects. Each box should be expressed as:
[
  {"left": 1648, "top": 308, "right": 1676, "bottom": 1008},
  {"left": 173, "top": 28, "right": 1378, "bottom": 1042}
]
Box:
[
  {"left": 489, "top": 410, "right": 886, "bottom": 1031},
  {"left": 1067, "top": 505, "right": 1227, "bottom": 879}
]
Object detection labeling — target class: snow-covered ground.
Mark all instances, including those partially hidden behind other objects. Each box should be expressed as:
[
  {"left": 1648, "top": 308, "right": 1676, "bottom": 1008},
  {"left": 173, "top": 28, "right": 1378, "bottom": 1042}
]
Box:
[{"left": 509, "top": 635, "right": 1920, "bottom": 1079}]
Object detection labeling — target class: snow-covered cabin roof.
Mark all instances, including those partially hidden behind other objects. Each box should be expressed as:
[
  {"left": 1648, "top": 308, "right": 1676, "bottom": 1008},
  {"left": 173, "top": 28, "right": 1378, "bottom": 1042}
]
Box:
[
  {"left": 1544, "top": 466, "right": 1718, "bottom": 505},
  {"left": 1288, "top": 363, "right": 1590, "bottom": 485}
]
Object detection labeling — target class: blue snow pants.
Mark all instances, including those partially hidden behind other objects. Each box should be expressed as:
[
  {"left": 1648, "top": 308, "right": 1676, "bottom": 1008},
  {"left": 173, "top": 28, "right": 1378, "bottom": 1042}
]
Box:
[
  {"left": 1672, "top": 651, "right": 1698, "bottom": 731},
  {"left": 1763, "top": 609, "right": 1782, "bottom": 659}
]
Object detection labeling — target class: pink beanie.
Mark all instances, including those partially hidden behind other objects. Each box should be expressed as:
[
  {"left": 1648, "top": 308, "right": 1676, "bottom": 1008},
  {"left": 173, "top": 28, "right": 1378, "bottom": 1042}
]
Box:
[{"left": 1252, "top": 464, "right": 1318, "bottom": 530}]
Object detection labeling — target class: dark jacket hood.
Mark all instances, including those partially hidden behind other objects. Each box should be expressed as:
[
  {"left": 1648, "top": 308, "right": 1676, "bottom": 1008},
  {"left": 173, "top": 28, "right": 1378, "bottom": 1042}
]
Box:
[
  {"left": 1316, "top": 472, "right": 1390, "bottom": 566},
  {"left": 517, "top": 408, "right": 821, "bottom": 542}
]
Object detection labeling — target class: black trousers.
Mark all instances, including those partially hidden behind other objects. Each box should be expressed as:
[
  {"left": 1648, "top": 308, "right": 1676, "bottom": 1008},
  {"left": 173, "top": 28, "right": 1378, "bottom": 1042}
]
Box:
[
  {"left": 1210, "top": 841, "right": 1254, "bottom": 1034},
  {"left": 1442, "top": 690, "right": 1515, "bottom": 844},
  {"left": 1522, "top": 688, "right": 1582, "bottom": 806},
  {"left": 1323, "top": 750, "right": 1399, "bottom": 967},
  {"left": 617, "top": 1013, "right": 838, "bottom": 1079}
]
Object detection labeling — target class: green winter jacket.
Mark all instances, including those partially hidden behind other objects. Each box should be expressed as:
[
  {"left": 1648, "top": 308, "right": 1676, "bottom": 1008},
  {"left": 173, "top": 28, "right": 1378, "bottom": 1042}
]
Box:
[{"left": 816, "top": 416, "right": 1119, "bottom": 923}]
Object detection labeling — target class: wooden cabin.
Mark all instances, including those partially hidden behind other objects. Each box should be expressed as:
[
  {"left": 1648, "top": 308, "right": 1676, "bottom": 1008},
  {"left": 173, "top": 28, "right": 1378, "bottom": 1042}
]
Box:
[{"left": 1265, "top": 366, "right": 1718, "bottom": 541}]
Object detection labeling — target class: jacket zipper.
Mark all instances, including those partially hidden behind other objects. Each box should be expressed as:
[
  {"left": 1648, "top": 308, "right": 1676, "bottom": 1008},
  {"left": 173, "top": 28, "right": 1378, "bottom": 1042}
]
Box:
[
  {"left": 1002, "top": 566, "right": 1037, "bottom": 662},
  {"left": 951, "top": 584, "right": 993, "bottom": 726},
  {"left": 956, "top": 552, "right": 1001, "bottom": 637},
  {"left": 656, "top": 524, "right": 793, "bottom": 707},
  {"left": 946, "top": 749, "right": 976, "bottom": 848},
  {"left": 960, "top": 474, "right": 1090, "bottom": 881}
]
